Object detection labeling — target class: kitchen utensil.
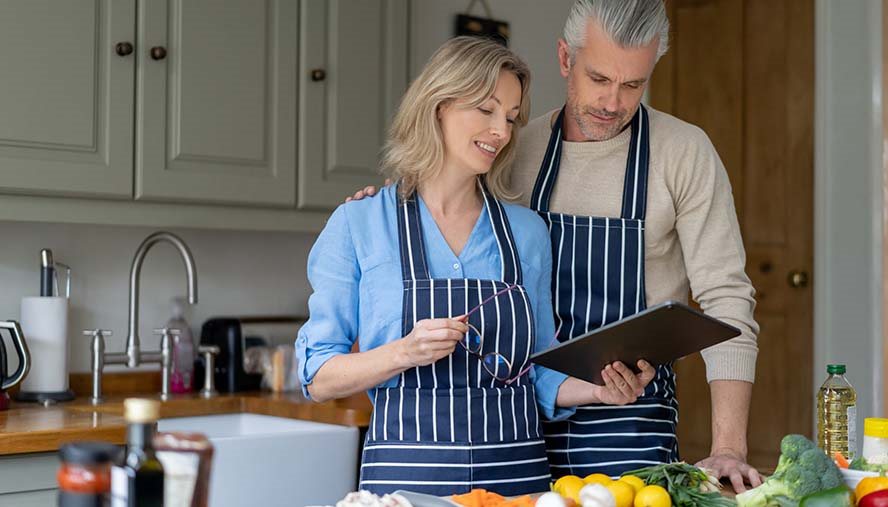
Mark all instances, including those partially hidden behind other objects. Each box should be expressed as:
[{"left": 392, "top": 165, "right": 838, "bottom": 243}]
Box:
[
  {"left": 40, "top": 249, "right": 54, "bottom": 297},
  {"left": 0, "top": 320, "right": 31, "bottom": 410}
]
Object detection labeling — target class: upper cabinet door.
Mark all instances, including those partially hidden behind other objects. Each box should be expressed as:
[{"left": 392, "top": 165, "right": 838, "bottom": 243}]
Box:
[
  {"left": 0, "top": 0, "right": 134, "bottom": 198},
  {"left": 299, "top": 0, "right": 408, "bottom": 210},
  {"left": 136, "top": 0, "right": 297, "bottom": 207}
]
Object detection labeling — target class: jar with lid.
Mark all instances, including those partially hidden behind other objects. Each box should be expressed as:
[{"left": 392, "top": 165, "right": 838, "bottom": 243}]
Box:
[
  {"left": 58, "top": 441, "right": 123, "bottom": 507},
  {"left": 863, "top": 417, "right": 888, "bottom": 465}
]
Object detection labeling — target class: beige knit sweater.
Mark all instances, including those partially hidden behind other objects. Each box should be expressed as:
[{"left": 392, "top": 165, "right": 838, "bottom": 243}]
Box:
[{"left": 508, "top": 107, "right": 759, "bottom": 383}]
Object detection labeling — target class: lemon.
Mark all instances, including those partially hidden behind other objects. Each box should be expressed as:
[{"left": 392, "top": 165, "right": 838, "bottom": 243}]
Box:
[
  {"left": 606, "top": 480, "right": 636, "bottom": 507},
  {"left": 634, "top": 485, "right": 671, "bottom": 507},
  {"left": 553, "top": 475, "right": 586, "bottom": 504},
  {"left": 583, "top": 473, "right": 613, "bottom": 485},
  {"left": 618, "top": 475, "right": 645, "bottom": 493}
]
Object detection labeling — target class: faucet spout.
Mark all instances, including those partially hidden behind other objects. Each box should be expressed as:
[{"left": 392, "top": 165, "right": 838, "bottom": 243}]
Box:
[{"left": 125, "top": 231, "right": 198, "bottom": 368}]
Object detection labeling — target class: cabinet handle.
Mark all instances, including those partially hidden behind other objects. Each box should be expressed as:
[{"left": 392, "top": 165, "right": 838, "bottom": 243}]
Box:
[
  {"left": 310, "top": 69, "right": 326, "bottom": 82},
  {"left": 115, "top": 42, "right": 134, "bottom": 57},
  {"left": 150, "top": 46, "right": 167, "bottom": 61}
]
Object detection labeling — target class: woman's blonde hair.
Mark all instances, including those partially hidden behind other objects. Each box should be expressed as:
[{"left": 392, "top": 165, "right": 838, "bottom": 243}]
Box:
[{"left": 382, "top": 36, "right": 531, "bottom": 200}]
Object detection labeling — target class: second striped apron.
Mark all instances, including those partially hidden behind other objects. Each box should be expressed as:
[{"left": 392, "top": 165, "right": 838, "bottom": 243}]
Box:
[
  {"left": 530, "top": 106, "right": 680, "bottom": 478},
  {"left": 358, "top": 184, "right": 552, "bottom": 496}
]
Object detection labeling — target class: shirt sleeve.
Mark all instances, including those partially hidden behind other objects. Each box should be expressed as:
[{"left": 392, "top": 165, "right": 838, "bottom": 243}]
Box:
[
  {"left": 671, "top": 128, "right": 760, "bottom": 383},
  {"left": 524, "top": 216, "right": 576, "bottom": 421},
  {"left": 295, "top": 205, "right": 360, "bottom": 399}
]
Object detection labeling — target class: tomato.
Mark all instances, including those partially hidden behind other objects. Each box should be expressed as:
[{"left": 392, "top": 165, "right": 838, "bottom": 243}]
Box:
[
  {"left": 857, "top": 477, "right": 888, "bottom": 501},
  {"left": 859, "top": 489, "right": 888, "bottom": 507}
]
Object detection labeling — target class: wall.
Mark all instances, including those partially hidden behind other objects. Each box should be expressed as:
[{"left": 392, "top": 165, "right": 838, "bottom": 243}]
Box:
[
  {"left": 0, "top": 222, "right": 314, "bottom": 372},
  {"left": 409, "top": 0, "right": 575, "bottom": 116},
  {"left": 814, "top": 0, "right": 884, "bottom": 430}
]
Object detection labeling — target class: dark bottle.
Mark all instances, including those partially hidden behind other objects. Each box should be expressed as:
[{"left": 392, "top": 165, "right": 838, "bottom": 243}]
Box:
[
  {"left": 111, "top": 399, "right": 165, "bottom": 507},
  {"left": 58, "top": 441, "right": 122, "bottom": 507}
]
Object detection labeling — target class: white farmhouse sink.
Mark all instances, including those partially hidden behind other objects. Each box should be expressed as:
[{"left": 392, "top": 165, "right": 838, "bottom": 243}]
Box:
[{"left": 158, "top": 413, "right": 359, "bottom": 507}]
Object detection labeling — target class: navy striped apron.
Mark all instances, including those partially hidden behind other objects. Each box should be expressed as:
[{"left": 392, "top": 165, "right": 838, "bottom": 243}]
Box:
[
  {"left": 531, "top": 106, "right": 679, "bottom": 478},
  {"left": 358, "top": 184, "right": 552, "bottom": 496}
]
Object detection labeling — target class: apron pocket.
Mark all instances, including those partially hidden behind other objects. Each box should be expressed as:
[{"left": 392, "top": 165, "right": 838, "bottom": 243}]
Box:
[{"left": 360, "top": 440, "right": 472, "bottom": 496}]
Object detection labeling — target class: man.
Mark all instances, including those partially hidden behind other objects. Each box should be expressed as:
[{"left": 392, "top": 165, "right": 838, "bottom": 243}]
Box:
[{"left": 351, "top": 0, "right": 762, "bottom": 492}]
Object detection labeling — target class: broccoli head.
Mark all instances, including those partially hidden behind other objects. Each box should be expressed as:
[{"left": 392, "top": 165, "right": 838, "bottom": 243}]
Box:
[{"left": 736, "top": 435, "right": 845, "bottom": 507}]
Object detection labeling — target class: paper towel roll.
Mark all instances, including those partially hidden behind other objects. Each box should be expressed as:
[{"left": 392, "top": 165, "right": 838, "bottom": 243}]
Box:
[{"left": 20, "top": 296, "right": 69, "bottom": 393}]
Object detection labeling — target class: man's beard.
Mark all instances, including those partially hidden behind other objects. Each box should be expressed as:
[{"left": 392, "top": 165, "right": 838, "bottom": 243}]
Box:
[{"left": 568, "top": 98, "right": 631, "bottom": 142}]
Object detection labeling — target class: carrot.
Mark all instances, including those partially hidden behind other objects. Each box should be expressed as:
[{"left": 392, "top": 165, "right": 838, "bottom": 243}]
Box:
[
  {"left": 452, "top": 489, "right": 485, "bottom": 507},
  {"left": 834, "top": 451, "right": 850, "bottom": 469}
]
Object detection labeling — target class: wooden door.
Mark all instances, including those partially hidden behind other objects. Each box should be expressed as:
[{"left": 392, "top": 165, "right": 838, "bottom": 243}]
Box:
[
  {"left": 136, "top": 0, "right": 298, "bottom": 207},
  {"left": 297, "top": 0, "right": 408, "bottom": 210},
  {"left": 0, "top": 0, "right": 134, "bottom": 198},
  {"left": 650, "top": 0, "right": 814, "bottom": 468}
]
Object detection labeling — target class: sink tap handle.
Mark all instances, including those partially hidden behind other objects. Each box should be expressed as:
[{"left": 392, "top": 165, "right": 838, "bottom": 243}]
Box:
[
  {"left": 83, "top": 329, "right": 113, "bottom": 405},
  {"left": 198, "top": 345, "right": 220, "bottom": 399},
  {"left": 153, "top": 328, "right": 179, "bottom": 400}
]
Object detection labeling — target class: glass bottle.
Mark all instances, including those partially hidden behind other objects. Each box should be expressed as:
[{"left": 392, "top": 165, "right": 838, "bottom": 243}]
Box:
[
  {"left": 111, "top": 398, "right": 165, "bottom": 506},
  {"left": 817, "top": 364, "right": 858, "bottom": 459},
  {"left": 58, "top": 441, "right": 121, "bottom": 506}
]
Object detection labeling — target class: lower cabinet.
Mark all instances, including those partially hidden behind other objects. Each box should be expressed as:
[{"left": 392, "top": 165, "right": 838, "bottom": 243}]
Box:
[{"left": 0, "top": 453, "right": 58, "bottom": 504}]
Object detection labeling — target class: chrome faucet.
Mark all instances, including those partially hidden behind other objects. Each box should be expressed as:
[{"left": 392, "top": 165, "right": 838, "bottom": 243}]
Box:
[
  {"left": 123, "top": 231, "right": 198, "bottom": 368},
  {"left": 87, "top": 231, "right": 200, "bottom": 404}
]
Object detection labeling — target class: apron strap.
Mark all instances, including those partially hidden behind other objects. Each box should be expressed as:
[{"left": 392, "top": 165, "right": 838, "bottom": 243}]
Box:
[
  {"left": 396, "top": 187, "right": 432, "bottom": 282},
  {"left": 620, "top": 105, "right": 651, "bottom": 220},
  {"left": 529, "top": 105, "right": 651, "bottom": 220},
  {"left": 479, "top": 181, "right": 523, "bottom": 286},
  {"left": 529, "top": 108, "right": 565, "bottom": 213}
]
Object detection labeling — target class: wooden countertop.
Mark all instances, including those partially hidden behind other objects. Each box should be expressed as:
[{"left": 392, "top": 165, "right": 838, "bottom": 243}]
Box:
[{"left": 0, "top": 391, "right": 373, "bottom": 456}]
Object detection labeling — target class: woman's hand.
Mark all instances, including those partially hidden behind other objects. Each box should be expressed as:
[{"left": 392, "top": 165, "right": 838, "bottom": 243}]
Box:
[
  {"left": 398, "top": 318, "right": 468, "bottom": 368},
  {"left": 592, "top": 360, "right": 657, "bottom": 405}
]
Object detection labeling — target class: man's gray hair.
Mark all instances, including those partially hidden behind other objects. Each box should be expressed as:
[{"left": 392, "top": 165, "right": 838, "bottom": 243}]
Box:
[{"left": 563, "top": 0, "right": 670, "bottom": 60}]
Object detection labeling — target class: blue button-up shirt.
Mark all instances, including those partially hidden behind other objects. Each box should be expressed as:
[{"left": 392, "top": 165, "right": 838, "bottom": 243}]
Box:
[{"left": 296, "top": 185, "right": 573, "bottom": 420}]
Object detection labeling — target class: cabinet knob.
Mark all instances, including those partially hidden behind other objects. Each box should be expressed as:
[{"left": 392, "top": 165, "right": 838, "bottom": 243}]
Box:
[
  {"left": 788, "top": 270, "right": 809, "bottom": 288},
  {"left": 310, "top": 69, "right": 326, "bottom": 82},
  {"left": 150, "top": 46, "right": 168, "bottom": 61},
  {"left": 115, "top": 42, "right": 134, "bottom": 57}
]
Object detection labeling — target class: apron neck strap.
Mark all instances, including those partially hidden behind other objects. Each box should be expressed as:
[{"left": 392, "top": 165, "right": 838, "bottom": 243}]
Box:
[
  {"left": 396, "top": 187, "right": 432, "bottom": 282},
  {"left": 620, "top": 105, "right": 650, "bottom": 220}
]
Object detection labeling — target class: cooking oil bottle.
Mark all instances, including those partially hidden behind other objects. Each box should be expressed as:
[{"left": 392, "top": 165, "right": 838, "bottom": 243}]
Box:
[{"left": 817, "top": 364, "right": 858, "bottom": 459}]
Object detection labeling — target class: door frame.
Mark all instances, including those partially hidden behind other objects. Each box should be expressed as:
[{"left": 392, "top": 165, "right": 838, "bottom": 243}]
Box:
[{"left": 814, "top": 0, "right": 883, "bottom": 428}]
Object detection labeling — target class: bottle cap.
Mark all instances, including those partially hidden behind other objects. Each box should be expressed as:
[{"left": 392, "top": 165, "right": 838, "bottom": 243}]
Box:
[
  {"left": 827, "top": 364, "right": 846, "bottom": 374},
  {"left": 59, "top": 442, "right": 123, "bottom": 465},
  {"left": 865, "top": 418, "right": 888, "bottom": 438},
  {"left": 123, "top": 398, "right": 160, "bottom": 423}
]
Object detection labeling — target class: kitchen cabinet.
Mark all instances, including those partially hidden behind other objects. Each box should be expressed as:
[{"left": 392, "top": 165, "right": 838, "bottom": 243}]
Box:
[
  {"left": 298, "top": 0, "right": 408, "bottom": 209},
  {"left": 136, "top": 0, "right": 298, "bottom": 207},
  {"left": 0, "top": 453, "right": 57, "bottom": 505},
  {"left": 0, "top": 0, "right": 134, "bottom": 199},
  {"left": 0, "top": 0, "right": 407, "bottom": 229}
]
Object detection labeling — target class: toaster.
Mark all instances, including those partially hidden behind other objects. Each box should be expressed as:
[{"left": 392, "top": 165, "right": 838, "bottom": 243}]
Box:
[{"left": 197, "top": 316, "right": 306, "bottom": 393}]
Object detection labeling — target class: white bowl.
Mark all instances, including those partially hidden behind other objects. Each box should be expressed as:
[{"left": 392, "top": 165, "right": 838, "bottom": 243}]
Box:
[{"left": 840, "top": 468, "right": 879, "bottom": 490}]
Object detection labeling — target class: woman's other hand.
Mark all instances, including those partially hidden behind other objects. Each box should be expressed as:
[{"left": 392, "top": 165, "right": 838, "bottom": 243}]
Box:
[{"left": 398, "top": 318, "right": 468, "bottom": 368}]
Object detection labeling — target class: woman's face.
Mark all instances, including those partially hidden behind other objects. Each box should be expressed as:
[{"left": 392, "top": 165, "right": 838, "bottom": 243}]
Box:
[{"left": 438, "top": 69, "right": 522, "bottom": 178}]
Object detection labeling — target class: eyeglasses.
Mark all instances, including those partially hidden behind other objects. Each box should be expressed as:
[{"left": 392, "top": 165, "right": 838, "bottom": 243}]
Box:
[{"left": 459, "top": 284, "right": 560, "bottom": 384}]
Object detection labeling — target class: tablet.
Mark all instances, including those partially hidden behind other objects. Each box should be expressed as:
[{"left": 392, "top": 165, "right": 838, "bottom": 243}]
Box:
[{"left": 530, "top": 301, "right": 741, "bottom": 385}]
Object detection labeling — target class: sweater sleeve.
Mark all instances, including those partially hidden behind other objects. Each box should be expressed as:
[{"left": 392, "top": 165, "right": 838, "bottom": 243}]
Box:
[{"left": 670, "top": 128, "right": 760, "bottom": 383}]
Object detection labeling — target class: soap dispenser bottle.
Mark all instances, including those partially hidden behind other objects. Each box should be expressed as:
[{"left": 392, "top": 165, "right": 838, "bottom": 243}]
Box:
[{"left": 167, "top": 297, "right": 195, "bottom": 393}]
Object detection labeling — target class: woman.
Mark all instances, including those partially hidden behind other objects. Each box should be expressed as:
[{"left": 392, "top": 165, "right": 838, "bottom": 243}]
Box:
[{"left": 296, "top": 36, "right": 650, "bottom": 496}]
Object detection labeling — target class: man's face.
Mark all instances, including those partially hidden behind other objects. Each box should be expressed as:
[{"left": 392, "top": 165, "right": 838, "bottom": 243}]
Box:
[{"left": 558, "top": 20, "right": 659, "bottom": 142}]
